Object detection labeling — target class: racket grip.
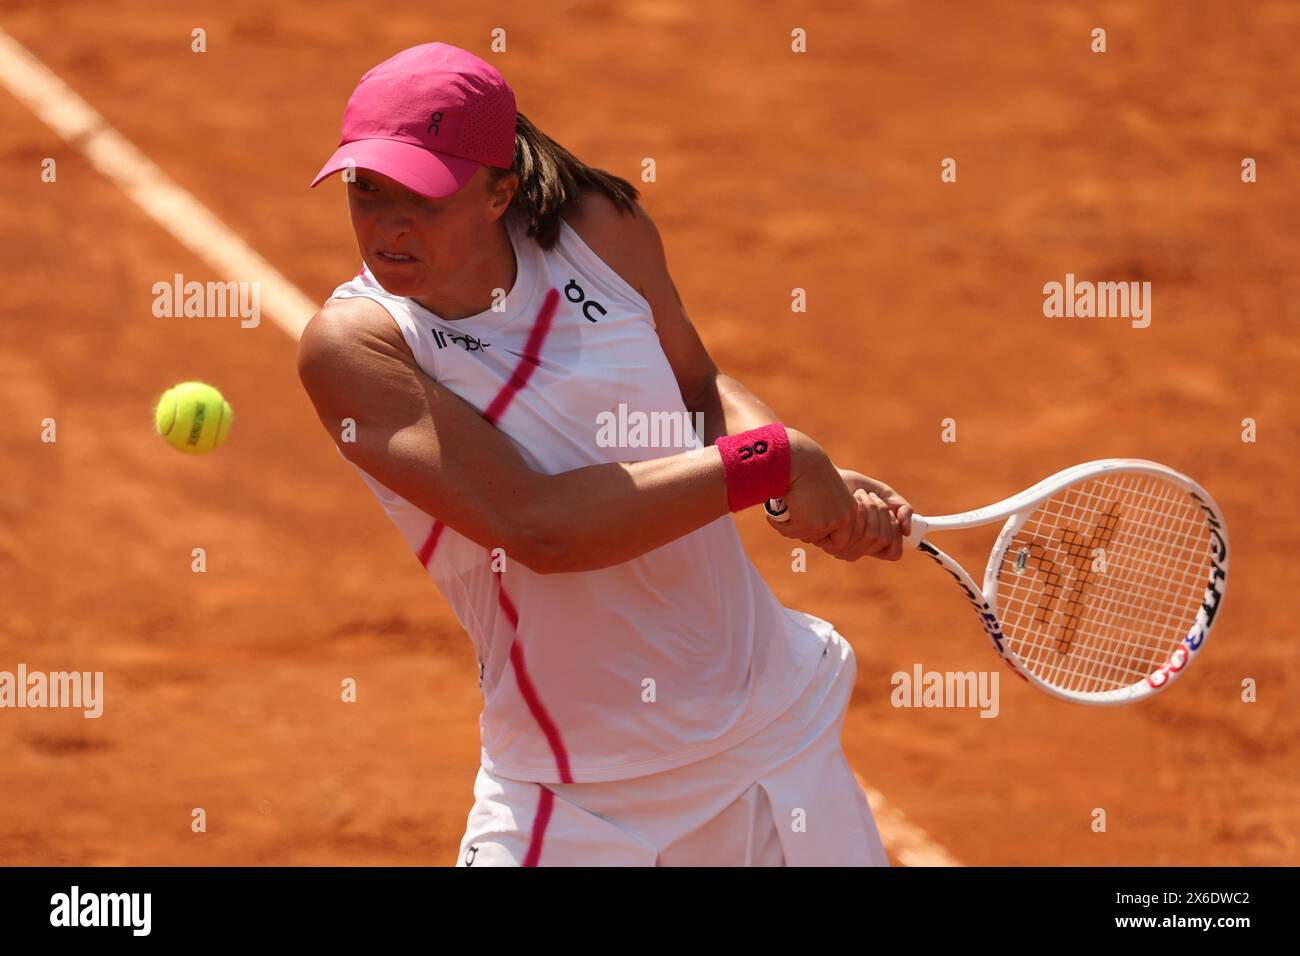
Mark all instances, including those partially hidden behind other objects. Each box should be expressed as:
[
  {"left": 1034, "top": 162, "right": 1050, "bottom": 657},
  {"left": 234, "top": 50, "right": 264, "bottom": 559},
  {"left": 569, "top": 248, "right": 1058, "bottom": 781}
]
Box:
[{"left": 764, "top": 498, "right": 790, "bottom": 522}]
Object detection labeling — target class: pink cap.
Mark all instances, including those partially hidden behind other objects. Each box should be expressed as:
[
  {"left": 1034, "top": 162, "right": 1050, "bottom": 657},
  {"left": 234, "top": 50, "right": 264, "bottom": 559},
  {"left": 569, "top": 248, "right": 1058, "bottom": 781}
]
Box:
[{"left": 310, "top": 43, "right": 516, "bottom": 198}]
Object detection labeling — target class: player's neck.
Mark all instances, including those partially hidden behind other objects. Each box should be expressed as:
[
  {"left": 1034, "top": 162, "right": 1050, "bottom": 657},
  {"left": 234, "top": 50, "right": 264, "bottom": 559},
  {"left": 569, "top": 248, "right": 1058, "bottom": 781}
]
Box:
[{"left": 411, "top": 220, "right": 516, "bottom": 322}]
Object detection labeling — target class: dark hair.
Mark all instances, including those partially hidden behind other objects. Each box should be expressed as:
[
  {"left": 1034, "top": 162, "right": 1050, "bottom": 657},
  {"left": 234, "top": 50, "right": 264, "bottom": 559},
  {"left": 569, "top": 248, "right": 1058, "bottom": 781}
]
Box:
[{"left": 486, "top": 111, "right": 640, "bottom": 250}]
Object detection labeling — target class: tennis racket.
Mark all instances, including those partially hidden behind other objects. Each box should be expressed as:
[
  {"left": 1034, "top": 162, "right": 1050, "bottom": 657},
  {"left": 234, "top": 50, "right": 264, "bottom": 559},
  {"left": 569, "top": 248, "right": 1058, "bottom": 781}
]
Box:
[{"left": 764, "top": 458, "right": 1228, "bottom": 705}]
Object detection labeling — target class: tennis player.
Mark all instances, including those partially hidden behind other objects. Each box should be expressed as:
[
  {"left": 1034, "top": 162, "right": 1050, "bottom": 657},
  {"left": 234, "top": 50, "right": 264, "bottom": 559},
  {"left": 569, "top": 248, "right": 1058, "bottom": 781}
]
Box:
[{"left": 300, "top": 42, "right": 914, "bottom": 866}]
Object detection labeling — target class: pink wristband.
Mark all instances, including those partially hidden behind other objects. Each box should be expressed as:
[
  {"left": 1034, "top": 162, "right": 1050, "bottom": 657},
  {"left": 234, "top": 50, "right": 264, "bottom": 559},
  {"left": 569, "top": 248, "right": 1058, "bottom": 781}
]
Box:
[{"left": 716, "top": 423, "right": 792, "bottom": 513}]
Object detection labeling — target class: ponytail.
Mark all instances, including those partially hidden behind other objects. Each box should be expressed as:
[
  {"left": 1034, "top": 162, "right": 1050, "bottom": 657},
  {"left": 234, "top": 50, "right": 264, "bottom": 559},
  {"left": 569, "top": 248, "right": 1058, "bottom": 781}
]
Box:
[{"left": 487, "top": 111, "right": 640, "bottom": 250}]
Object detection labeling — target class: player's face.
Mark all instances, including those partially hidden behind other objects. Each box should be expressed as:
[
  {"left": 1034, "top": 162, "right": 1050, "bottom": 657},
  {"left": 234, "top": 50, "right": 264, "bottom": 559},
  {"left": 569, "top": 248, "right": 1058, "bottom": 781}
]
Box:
[{"left": 345, "top": 165, "right": 509, "bottom": 296}]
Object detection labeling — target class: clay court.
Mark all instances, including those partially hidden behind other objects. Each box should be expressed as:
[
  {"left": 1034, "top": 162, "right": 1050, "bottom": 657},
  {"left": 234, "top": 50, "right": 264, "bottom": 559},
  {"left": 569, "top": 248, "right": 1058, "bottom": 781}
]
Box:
[{"left": 1, "top": 1, "right": 1296, "bottom": 866}]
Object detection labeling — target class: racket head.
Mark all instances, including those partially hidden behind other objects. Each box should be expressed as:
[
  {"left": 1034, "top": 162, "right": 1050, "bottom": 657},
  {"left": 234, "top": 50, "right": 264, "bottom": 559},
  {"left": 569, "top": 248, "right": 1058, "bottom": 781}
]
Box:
[{"left": 979, "top": 460, "right": 1228, "bottom": 705}]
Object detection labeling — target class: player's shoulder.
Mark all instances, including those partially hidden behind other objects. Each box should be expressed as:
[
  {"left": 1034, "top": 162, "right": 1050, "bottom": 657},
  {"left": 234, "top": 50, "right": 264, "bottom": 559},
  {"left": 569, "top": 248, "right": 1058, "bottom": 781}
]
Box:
[
  {"left": 317, "top": 292, "right": 391, "bottom": 325},
  {"left": 304, "top": 295, "right": 396, "bottom": 345},
  {"left": 560, "top": 186, "right": 660, "bottom": 295},
  {"left": 298, "top": 294, "right": 408, "bottom": 381}
]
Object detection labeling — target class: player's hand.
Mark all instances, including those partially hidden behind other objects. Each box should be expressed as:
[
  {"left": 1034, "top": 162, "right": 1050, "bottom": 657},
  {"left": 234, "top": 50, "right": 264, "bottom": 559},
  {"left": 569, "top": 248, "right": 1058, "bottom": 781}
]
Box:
[
  {"left": 766, "top": 431, "right": 861, "bottom": 550},
  {"left": 813, "top": 488, "right": 905, "bottom": 562},
  {"left": 773, "top": 468, "right": 912, "bottom": 562},
  {"left": 836, "top": 469, "right": 914, "bottom": 539}
]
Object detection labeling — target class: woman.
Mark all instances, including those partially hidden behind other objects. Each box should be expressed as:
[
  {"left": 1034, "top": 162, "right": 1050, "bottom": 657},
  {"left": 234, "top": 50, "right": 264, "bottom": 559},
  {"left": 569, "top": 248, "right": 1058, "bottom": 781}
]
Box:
[{"left": 300, "top": 42, "right": 913, "bottom": 866}]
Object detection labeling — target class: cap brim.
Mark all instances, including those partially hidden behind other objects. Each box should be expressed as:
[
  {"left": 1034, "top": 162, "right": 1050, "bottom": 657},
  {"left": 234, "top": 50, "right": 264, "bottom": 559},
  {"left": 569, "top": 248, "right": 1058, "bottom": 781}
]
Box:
[{"left": 309, "top": 139, "right": 480, "bottom": 198}]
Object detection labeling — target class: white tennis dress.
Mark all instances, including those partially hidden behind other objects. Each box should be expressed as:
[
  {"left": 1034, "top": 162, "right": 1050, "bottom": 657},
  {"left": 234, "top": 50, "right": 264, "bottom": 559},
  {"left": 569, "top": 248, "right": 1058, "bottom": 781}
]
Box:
[{"left": 324, "top": 212, "right": 887, "bottom": 866}]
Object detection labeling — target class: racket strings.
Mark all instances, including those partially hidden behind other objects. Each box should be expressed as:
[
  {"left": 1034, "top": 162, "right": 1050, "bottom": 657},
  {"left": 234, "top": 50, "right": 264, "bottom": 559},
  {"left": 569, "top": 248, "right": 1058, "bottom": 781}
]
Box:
[
  {"left": 1025, "top": 498, "right": 1123, "bottom": 652},
  {"left": 1021, "top": 479, "right": 1204, "bottom": 691},
  {"left": 1010, "top": 476, "right": 1207, "bottom": 691},
  {"left": 994, "top": 472, "right": 1212, "bottom": 694}
]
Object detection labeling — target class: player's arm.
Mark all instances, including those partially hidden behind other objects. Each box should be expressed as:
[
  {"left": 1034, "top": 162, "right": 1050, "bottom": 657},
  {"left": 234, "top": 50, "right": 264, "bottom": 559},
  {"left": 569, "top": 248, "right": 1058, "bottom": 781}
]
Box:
[
  {"left": 573, "top": 195, "right": 776, "bottom": 442},
  {"left": 607, "top": 198, "right": 911, "bottom": 555},
  {"left": 296, "top": 298, "right": 839, "bottom": 573},
  {"left": 639, "top": 259, "right": 772, "bottom": 444}
]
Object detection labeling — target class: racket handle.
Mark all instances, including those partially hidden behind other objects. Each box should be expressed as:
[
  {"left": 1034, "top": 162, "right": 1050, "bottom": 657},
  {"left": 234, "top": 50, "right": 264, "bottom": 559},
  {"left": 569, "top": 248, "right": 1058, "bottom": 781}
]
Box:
[{"left": 765, "top": 498, "right": 930, "bottom": 547}]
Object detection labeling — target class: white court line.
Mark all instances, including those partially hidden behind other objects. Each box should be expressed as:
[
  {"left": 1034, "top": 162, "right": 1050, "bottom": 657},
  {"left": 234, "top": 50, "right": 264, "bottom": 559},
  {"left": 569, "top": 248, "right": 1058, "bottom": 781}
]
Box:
[
  {"left": 856, "top": 772, "right": 963, "bottom": 867},
  {"left": 0, "top": 28, "right": 319, "bottom": 339},
  {"left": 0, "top": 26, "right": 962, "bottom": 868}
]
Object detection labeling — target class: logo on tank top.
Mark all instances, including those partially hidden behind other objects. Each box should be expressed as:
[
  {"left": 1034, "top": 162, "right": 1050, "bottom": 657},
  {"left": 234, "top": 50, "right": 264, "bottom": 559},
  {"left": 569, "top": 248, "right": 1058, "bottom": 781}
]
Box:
[
  {"left": 431, "top": 328, "right": 492, "bottom": 352},
  {"left": 564, "top": 279, "right": 607, "bottom": 323}
]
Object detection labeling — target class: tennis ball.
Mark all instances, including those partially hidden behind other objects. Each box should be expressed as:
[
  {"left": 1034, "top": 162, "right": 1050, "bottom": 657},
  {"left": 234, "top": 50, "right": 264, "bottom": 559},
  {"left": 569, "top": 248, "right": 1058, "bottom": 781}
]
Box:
[{"left": 154, "top": 381, "right": 232, "bottom": 454}]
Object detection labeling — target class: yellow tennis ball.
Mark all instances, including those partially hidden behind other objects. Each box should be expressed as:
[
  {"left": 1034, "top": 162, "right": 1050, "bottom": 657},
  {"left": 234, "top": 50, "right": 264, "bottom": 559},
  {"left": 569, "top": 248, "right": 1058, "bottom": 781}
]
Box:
[{"left": 154, "top": 381, "right": 232, "bottom": 454}]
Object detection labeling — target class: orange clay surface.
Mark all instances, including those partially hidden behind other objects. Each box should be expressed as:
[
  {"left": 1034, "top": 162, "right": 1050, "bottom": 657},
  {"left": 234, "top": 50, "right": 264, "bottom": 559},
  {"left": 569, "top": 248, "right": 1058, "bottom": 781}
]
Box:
[{"left": 0, "top": 1, "right": 1296, "bottom": 864}]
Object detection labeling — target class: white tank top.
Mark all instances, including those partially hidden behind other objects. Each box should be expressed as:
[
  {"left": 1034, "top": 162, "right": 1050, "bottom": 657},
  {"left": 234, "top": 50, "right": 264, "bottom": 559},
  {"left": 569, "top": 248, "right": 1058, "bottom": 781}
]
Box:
[{"left": 325, "top": 212, "right": 834, "bottom": 783}]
